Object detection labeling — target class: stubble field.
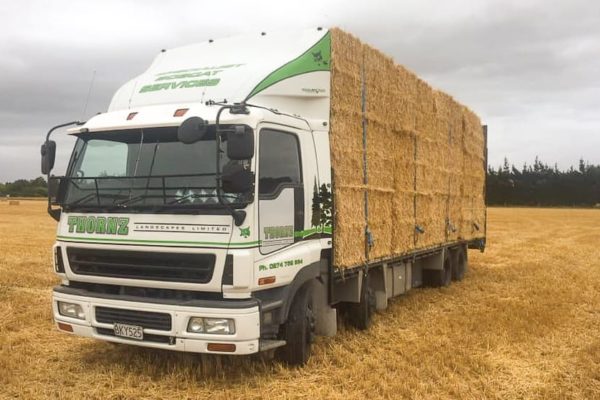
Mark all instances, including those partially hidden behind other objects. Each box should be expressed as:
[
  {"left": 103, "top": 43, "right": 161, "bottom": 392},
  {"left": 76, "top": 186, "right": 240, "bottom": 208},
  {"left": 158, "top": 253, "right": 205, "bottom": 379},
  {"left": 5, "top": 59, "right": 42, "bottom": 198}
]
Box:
[{"left": 0, "top": 201, "right": 599, "bottom": 399}]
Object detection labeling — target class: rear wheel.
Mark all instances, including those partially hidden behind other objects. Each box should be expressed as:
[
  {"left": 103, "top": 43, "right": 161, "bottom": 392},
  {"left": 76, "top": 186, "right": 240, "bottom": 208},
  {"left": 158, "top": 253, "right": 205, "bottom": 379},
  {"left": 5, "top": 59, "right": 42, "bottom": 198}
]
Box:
[
  {"left": 277, "top": 283, "right": 315, "bottom": 366},
  {"left": 452, "top": 246, "right": 467, "bottom": 281},
  {"left": 347, "top": 274, "right": 376, "bottom": 330},
  {"left": 425, "top": 251, "right": 452, "bottom": 287}
]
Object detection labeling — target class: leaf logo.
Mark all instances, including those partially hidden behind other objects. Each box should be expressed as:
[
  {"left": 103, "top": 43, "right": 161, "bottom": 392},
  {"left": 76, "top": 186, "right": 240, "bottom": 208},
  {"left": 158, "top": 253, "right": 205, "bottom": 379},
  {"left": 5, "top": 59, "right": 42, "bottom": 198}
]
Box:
[{"left": 239, "top": 227, "right": 250, "bottom": 238}]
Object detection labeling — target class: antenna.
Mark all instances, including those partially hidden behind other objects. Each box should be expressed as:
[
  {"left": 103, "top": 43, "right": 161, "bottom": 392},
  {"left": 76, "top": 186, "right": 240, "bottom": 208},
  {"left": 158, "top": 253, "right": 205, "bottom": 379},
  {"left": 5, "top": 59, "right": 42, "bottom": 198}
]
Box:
[{"left": 81, "top": 70, "right": 96, "bottom": 120}]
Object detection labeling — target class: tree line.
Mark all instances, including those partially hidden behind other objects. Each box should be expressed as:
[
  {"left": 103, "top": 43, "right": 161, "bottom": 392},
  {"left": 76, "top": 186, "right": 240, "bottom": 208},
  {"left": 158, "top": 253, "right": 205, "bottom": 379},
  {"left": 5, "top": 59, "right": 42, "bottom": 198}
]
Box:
[
  {"left": 0, "top": 177, "right": 47, "bottom": 197},
  {"left": 1, "top": 160, "right": 599, "bottom": 206},
  {"left": 487, "top": 157, "right": 600, "bottom": 207}
]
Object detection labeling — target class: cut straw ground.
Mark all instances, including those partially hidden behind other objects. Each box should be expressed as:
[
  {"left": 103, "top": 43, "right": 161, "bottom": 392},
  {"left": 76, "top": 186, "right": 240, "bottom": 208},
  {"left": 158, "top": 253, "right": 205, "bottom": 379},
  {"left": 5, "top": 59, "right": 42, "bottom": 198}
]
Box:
[{"left": 1, "top": 202, "right": 599, "bottom": 399}]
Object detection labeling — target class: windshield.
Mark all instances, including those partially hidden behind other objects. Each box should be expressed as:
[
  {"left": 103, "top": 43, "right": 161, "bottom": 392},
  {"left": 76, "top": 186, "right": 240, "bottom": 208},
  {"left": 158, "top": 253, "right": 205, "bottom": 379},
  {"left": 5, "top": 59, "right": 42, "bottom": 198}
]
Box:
[{"left": 62, "top": 126, "right": 253, "bottom": 212}]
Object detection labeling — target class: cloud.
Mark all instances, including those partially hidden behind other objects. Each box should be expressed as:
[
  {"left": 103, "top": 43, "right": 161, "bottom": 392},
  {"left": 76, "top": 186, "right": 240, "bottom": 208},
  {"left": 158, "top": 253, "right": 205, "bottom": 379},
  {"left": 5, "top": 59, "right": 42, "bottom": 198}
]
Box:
[{"left": 0, "top": 0, "right": 599, "bottom": 181}]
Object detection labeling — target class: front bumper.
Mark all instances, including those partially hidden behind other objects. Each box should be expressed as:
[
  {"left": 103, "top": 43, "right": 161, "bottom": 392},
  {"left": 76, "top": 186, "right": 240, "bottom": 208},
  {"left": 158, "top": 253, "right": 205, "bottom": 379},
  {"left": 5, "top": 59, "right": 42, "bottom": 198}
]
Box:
[{"left": 52, "top": 289, "right": 261, "bottom": 355}]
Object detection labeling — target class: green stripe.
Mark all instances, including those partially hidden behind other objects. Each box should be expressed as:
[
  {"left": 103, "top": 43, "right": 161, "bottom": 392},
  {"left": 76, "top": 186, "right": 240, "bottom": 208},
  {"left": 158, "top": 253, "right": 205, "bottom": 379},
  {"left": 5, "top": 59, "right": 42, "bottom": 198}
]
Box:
[
  {"left": 246, "top": 32, "right": 331, "bottom": 99},
  {"left": 57, "top": 226, "right": 333, "bottom": 247},
  {"left": 294, "top": 226, "right": 333, "bottom": 238},
  {"left": 57, "top": 235, "right": 260, "bottom": 247}
]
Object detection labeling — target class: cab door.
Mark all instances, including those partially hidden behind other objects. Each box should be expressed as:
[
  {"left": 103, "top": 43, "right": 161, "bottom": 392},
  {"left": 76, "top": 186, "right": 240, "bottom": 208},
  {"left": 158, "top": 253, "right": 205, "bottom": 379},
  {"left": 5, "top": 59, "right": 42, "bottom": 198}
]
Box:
[{"left": 258, "top": 128, "right": 304, "bottom": 254}]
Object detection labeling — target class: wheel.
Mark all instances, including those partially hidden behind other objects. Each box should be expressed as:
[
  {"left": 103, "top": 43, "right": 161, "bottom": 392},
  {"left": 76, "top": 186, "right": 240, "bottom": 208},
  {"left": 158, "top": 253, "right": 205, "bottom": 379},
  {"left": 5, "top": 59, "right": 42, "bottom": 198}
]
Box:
[
  {"left": 425, "top": 251, "right": 452, "bottom": 287},
  {"left": 276, "top": 283, "right": 315, "bottom": 366},
  {"left": 347, "top": 274, "right": 375, "bottom": 330},
  {"left": 452, "top": 245, "right": 467, "bottom": 281}
]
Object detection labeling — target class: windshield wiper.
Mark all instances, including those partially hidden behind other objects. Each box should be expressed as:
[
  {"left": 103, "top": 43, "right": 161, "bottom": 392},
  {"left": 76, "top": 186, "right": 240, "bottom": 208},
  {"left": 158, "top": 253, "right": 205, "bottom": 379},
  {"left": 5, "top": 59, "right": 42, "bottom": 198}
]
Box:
[
  {"left": 143, "top": 140, "right": 160, "bottom": 198},
  {"left": 114, "top": 194, "right": 151, "bottom": 207},
  {"left": 68, "top": 192, "right": 98, "bottom": 206},
  {"left": 67, "top": 190, "right": 128, "bottom": 208}
]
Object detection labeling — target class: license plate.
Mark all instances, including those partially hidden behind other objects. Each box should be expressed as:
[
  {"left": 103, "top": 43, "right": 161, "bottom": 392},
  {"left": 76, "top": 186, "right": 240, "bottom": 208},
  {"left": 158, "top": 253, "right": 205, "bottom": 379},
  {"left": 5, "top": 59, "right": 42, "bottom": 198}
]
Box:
[{"left": 113, "top": 323, "right": 143, "bottom": 340}]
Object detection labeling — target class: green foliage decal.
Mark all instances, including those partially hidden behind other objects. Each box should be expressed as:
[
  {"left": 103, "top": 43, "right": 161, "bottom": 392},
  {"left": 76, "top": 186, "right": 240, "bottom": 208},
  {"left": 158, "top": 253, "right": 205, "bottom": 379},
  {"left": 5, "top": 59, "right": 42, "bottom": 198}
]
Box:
[
  {"left": 309, "top": 181, "right": 332, "bottom": 237},
  {"left": 246, "top": 32, "right": 331, "bottom": 98}
]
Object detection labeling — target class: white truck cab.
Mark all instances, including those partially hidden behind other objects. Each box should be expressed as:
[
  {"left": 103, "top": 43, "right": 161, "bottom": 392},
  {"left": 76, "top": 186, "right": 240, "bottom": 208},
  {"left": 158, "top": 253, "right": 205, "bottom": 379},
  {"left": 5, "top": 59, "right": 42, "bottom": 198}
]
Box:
[{"left": 43, "top": 28, "right": 335, "bottom": 364}]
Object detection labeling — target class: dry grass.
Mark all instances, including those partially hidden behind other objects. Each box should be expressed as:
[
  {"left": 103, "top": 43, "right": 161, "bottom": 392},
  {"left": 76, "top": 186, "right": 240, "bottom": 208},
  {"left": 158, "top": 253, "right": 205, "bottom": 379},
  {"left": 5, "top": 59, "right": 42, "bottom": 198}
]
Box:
[{"left": 1, "top": 202, "right": 599, "bottom": 399}]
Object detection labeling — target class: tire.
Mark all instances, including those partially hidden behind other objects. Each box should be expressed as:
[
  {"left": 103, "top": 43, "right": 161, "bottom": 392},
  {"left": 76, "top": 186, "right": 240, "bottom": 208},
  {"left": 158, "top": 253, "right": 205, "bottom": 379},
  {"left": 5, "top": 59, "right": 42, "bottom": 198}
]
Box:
[
  {"left": 425, "top": 251, "right": 452, "bottom": 287},
  {"left": 347, "top": 274, "right": 375, "bottom": 330},
  {"left": 277, "top": 283, "right": 315, "bottom": 366},
  {"left": 452, "top": 246, "right": 467, "bottom": 281}
]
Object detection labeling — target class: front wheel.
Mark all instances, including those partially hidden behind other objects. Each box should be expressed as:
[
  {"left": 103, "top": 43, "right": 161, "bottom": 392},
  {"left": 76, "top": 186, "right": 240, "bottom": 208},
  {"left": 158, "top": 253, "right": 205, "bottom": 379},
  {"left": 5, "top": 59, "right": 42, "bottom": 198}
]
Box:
[{"left": 277, "top": 283, "right": 315, "bottom": 366}]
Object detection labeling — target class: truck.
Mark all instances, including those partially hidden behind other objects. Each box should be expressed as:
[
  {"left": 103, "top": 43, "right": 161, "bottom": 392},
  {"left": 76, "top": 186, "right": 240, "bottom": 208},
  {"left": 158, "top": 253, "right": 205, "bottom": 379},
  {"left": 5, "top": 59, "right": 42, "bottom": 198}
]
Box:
[{"left": 41, "top": 27, "right": 486, "bottom": 365}]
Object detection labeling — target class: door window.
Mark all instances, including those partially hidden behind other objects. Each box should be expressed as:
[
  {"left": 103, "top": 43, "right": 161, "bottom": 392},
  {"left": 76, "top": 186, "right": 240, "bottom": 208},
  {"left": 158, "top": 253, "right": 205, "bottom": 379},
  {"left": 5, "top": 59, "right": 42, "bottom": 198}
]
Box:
[{"left": 259, "top": 130, "right": 301, "bottom": 196}]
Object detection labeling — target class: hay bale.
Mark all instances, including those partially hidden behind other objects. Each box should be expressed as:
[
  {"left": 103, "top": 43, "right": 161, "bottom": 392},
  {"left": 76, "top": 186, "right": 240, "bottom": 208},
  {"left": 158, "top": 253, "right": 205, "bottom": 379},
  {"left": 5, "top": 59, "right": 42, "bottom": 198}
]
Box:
[
  {"left": 329, "top": 28, "right": 485, "bottom": 268},
  {"left": 8, "top": 200, "right": 20, "bottom": 206},
  {"left": 460, "top": 107, "right": 486, "bottom": 240}
]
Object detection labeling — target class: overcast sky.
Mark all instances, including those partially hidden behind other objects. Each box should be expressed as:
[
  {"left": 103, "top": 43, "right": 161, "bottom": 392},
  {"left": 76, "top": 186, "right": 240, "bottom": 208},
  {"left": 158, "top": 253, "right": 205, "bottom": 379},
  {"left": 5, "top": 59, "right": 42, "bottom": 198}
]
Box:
[{"left": 1, "top": 0, "right": 598, "bottom": 181}]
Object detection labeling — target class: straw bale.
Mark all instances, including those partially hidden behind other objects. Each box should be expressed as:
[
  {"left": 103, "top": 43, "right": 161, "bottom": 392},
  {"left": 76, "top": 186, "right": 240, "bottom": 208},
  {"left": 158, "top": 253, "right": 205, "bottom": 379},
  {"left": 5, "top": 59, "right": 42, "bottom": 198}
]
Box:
[
  {"left": 334, "top": 149, "right": 366, "bottom": 186},
  {"left": 414, "top": 194, "right": 431, "bottom": 247},
  {"left": 333, "top": 186, "right": 366, "bottom": 267},
  {"left": 459, "top": 107, "right": 485, "bottom": 241},
  {"left": 394, "top": 161, "right": 414, "bottom": 191},
  {"left": 329, "top": 28, "right": 485, "bottom": 268},
  {"left": 391, "top": 130, "right": 416, "bottom": 256},
  {"left": 447, "top": 194, "right": 462, "bottom": 241},
  {"left": 8, "top": 200, "right": 20, "bottom": 206},
  {"left": 391, "top": 206, "right": 415, "bottom": 253},
  {"left": 367, "top": 190, "right": 395, "bottom": 260},
  {"left": 415, "top": 192, "right": 447, "bottom": 248}
]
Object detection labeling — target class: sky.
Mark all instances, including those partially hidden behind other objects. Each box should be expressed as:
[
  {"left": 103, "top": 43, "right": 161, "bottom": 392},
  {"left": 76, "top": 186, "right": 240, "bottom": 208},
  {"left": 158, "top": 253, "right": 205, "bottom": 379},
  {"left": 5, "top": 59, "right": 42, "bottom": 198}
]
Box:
[{"left": 1, "top": 0, "right": 599, "bottom": 181}]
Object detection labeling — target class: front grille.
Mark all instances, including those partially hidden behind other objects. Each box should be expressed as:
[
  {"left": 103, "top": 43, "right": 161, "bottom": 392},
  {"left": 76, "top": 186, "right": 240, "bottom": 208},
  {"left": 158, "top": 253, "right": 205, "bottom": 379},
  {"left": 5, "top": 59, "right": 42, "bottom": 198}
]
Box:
[
  {"left": 96, "top": 327, "right": 172, "bottom": 344},
  {"left": 95, "top": 306, "right": 172, "bottom": 331},
  {"left": 67, "top": 248, "right": 215, "bottom": 283}
]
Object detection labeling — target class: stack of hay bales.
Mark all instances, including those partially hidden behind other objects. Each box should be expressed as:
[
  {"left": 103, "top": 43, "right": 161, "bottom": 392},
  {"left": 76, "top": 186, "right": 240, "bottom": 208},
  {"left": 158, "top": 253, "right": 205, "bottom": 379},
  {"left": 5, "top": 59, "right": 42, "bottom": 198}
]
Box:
[{"left": 329, "top": 29, "right": 485, "bottom": 269}]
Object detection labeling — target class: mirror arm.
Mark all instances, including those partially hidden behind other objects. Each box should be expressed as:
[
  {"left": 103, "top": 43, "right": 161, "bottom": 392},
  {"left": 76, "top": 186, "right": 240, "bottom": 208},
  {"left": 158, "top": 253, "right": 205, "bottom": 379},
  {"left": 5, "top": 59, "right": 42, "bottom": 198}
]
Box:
[
  {"left": 45, "top": 120, "right": 83, "bottom": 142},
  {"left": 215, "top": 105, "right": 247, "bottom": 226},
  {"left": 44, "top": 120, "right": 84, "bottom": 221}
]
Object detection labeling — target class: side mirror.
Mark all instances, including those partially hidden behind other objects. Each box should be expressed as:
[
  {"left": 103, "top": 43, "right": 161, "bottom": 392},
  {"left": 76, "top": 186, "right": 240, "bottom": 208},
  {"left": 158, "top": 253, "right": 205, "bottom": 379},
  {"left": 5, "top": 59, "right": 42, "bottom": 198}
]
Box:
[
  {"left": 178, "top": 117, "right": 208, "bottom": 144},
  {"left": 222, "top": 162, "right": 254, "bottom": 193},
  {"left": 41, "top": 140, "right": 56, "bottom": 175},
  {"left": 227, "top": 125, "right": 254, "bottom": 160}
]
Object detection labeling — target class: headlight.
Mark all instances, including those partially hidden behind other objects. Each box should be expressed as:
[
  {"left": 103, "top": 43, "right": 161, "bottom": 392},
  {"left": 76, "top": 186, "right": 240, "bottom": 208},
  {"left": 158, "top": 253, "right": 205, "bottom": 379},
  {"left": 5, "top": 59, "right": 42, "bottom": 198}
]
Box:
[
  {"left": 57, "top": 301, "right": 85, "bottom": 320},
  {"left": 187, "top": 317, "right": 235, "bottom": 335},
  {"left": 205, "top": 318, "right": 235, "bottom": 334},
  {"left": 188, "top": 317, "right": 205, "bottom": 333}
]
